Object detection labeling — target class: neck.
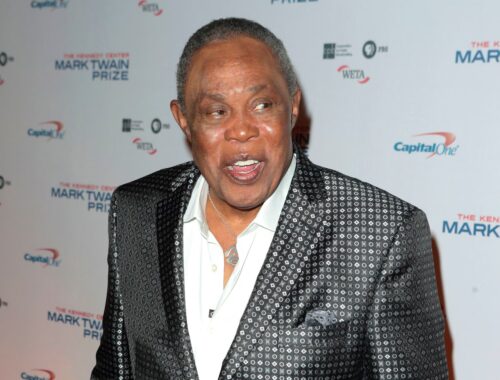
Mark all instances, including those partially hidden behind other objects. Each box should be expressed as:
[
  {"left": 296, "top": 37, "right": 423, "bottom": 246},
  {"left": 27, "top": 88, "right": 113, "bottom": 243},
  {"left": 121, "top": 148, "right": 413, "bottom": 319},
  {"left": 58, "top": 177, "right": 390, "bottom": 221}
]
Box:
[{"left": 207, "top": 191, "right": 261, "bottom": 236}]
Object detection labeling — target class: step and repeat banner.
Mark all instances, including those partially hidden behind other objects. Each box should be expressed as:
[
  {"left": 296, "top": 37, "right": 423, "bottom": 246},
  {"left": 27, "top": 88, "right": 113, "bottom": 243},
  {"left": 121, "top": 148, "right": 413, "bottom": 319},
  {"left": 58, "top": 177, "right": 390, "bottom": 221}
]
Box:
[{"left": 0, "top": 1, "right": 498, "bottom": 379}]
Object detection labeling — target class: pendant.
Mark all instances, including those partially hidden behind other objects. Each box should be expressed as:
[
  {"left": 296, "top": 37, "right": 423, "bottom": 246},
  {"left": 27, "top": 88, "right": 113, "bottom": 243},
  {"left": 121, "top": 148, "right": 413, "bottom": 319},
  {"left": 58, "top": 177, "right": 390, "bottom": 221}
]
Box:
[{"left": 224, "top": 245, "right": 239, "bottom": 266}]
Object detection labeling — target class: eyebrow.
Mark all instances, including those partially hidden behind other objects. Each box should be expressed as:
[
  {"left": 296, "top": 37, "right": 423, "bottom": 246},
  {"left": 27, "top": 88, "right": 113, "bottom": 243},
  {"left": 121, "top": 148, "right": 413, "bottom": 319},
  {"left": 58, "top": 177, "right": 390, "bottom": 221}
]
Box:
[
  {"left": 247, "top": 84, "right": 268, "bottom": 94},
  {"left": 198, "top": 84, "right": 270, "bottom": 103}
]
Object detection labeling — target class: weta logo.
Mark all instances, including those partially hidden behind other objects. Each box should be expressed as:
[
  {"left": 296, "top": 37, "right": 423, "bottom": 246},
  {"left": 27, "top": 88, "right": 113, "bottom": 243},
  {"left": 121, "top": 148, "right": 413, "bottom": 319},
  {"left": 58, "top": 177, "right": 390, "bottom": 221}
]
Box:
[
  {"left": 271, "top": 0, "right": 319, "bottom": 3},
  {"left": 337, "top": 65, "right": 370, "bottom": 84},
  {"left": 132, "top": 137, "right": 157, "bottom": 155},
  {"left": 138, "top": 0, "right": 163, "bottom": 16}
]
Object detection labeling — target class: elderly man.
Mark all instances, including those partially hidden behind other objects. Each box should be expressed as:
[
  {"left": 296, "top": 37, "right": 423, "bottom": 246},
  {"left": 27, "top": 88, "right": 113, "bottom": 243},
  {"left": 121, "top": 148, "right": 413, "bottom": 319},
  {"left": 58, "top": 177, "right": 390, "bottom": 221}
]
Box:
[{"left": 91, "top": 18, "right": 448, "bottom": 380}]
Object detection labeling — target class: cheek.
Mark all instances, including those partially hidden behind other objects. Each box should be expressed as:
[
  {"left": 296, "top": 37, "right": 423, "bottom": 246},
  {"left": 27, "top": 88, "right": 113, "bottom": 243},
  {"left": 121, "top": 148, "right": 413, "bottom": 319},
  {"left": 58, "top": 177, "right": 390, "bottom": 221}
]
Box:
[
  {"left": 191, "top": 127, "right": 224, "bottom": 153},
  {"left": 261, "top": 121, "right": 292, "bottom": 150},
  {"left": 260, "top": 109, "right": 291, "bottom": 136},
  {"left": 190, "top": 131, "right": 225, "bottom": 175},
  {"left": 262, "top": 124, "right": 293, "bottom": 169}
]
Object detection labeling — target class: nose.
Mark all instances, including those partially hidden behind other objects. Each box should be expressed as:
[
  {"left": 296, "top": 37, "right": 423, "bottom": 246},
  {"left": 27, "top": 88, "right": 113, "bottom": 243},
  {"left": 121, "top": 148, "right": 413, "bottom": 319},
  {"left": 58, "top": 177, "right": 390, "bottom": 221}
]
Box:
[{"left": 224, "top": 113, "right": 259, "bottom": 142}]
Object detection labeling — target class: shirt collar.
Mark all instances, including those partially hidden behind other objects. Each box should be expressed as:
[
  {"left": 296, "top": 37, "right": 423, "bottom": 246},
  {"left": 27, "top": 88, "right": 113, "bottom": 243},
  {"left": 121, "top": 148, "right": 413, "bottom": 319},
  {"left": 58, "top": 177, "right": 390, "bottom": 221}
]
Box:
[
  {"left": 183, "top": 172, "right": 210, "bottom": 237},
  {"left": 251, "top": 154, "right": 296, "bottom": 232},
  {"left": 183, "top": 154, "right": 296, "bottom": 235}
]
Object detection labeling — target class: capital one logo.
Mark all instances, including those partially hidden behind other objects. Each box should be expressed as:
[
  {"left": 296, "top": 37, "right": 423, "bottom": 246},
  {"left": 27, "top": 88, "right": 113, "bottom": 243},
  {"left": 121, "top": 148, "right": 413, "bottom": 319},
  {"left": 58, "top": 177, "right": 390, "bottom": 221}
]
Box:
[
  {"left": 24, "top": 248, "right": 61, "bottom": 267},
  {"left": 20, "top": 369, "right": 56, "bottom": 380},
  {"left": 393, "top": 132, "right": 459, "bottom": 158},
  {"left": 27, "top": 121, "right": 65, "bottom": 140},
  {"left": 31, "top": 0, "right": 68, "bottom": 9}
]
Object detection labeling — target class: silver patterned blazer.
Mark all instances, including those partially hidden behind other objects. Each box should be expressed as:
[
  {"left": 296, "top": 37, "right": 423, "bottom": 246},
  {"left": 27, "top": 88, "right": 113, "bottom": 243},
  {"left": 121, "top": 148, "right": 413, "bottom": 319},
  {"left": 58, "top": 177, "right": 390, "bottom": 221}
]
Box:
[{"left": 91, "top": 149, "right": 448, "bottom": 379}]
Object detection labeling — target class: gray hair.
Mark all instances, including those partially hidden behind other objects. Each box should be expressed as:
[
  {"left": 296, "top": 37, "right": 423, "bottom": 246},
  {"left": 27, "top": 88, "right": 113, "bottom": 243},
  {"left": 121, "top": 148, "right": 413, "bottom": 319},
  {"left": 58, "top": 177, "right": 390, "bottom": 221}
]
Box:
[{"left": 176, "top": 17, "right": 298, "bottom": 111}]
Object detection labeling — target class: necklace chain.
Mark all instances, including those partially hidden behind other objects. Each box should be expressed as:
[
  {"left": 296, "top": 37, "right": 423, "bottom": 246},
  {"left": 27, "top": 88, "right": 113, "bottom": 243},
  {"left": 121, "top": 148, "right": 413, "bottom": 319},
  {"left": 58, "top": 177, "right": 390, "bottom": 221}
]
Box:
[{"left": 208, "top": 190, "right": 239, "bottom": 266}]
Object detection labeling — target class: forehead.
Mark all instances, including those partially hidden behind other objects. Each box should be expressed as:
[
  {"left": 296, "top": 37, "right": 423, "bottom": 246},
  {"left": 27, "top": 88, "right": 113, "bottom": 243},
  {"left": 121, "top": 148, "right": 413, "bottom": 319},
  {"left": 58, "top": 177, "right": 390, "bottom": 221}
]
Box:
[
  {"left": 185, "top": 36, "right": 287, "bottom": 97},
  {"left": 194, "top": 35, "right": 276, "bottom": 61}
]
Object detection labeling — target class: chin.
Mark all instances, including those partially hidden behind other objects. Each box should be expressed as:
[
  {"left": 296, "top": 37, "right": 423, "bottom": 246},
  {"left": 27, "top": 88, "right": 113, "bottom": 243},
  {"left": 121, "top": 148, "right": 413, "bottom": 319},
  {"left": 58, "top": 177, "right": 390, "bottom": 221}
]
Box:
[{"left": 225, "top": 192, "right": 266, "bottom": 211}]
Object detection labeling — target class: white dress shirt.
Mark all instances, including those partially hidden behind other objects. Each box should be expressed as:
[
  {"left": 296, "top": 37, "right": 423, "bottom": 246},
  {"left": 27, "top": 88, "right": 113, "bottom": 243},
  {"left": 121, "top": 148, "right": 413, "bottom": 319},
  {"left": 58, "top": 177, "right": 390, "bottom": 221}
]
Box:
[{"left": 182, "top": 155, "right": 296, "bottom": 380}]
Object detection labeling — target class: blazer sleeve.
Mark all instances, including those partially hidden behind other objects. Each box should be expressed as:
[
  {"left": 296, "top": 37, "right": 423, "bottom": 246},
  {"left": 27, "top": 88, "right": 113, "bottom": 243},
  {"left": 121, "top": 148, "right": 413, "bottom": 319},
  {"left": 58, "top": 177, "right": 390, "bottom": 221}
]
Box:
[
  {"left": 91, "top": 193, "right": 134, "bottom": 379},
  {"left": 363, "top": 208, "right": 448, "bottom": 379}
]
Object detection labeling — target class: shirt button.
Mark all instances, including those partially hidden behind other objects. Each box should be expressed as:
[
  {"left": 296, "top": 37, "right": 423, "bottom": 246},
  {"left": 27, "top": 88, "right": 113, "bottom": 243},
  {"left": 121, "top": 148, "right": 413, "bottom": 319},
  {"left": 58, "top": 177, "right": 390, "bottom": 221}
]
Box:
[{"left": 212, "top": 265, "right": 217, "bottom": 272}]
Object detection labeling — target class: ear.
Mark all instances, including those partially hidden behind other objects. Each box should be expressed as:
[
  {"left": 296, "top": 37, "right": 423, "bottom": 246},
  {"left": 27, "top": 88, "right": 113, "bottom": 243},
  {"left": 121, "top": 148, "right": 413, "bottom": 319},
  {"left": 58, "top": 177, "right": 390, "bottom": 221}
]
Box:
[
  {"left": 291, "top": 88, "right": 302, "bottom": 128},
  {"left": 170, "top": 100, "right": 192, "bottom": 142}
]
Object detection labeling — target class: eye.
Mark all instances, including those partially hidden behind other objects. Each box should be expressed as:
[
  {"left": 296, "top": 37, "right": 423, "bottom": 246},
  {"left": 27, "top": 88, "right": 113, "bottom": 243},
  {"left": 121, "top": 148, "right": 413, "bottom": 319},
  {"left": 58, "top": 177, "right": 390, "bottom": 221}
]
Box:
[
  {"left": 254, "top": 100, "right": 273, "bottom": 111},
  {"left": 209, "top": 109, "right": 225, "bottom": 117},
  {"left": 205, "top": 106, "right": 226, "bottom": 118}
]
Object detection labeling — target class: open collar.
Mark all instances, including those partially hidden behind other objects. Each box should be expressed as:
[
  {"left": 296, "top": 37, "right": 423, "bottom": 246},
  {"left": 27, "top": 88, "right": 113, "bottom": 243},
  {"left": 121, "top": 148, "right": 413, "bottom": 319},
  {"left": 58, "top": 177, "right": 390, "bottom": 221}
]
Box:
[{"left": 156, "top": 148, "right": 330, "bottom": 380}]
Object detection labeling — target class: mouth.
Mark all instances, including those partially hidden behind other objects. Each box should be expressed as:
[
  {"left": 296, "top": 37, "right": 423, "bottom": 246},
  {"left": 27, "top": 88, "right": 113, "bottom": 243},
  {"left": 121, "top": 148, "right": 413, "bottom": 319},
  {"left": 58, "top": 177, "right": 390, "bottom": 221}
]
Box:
[{"left": 224, "top": 159, "right": 264, "bottom": 183}]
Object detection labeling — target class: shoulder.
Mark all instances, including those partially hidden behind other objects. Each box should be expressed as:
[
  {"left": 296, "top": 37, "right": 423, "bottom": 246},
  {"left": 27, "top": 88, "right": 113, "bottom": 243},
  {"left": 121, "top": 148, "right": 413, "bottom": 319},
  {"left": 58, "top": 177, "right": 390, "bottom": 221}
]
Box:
[
  {"left": 329, "top": 166, "right": 414, "bottom": 212},
  {"left": 112, "top": 161, "right": 199, "bottom": 204},
  {"left": 303, "top": 159, "right": 430, "bottom": 258},
  {"left": 301, "top": 157, "right": 422, "bottom": 225}
]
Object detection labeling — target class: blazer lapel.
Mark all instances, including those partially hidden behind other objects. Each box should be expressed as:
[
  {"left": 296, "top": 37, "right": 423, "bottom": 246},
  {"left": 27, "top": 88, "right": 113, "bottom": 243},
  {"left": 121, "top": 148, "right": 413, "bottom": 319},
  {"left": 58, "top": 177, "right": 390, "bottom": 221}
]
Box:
[
  {"left": 219, "top": 150, "right": 329, "bottom": 379},
  {"left": 157, "top": 165, "right": 200, "bottom": 379}
]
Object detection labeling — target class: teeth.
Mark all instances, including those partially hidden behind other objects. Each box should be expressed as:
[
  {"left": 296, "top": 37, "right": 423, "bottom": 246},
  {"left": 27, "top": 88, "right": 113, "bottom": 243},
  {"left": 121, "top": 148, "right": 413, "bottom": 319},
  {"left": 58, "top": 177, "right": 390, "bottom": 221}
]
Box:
[{"left": 233, "top": 160, "right": 259, "bottom": 167}]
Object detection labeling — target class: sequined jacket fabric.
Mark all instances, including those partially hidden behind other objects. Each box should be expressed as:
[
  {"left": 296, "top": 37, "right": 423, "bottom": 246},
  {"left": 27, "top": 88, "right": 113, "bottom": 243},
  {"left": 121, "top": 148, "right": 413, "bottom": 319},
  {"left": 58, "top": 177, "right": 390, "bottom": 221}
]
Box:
[{"left": 91, "top": 150, "right": 448, "bottom": 380}]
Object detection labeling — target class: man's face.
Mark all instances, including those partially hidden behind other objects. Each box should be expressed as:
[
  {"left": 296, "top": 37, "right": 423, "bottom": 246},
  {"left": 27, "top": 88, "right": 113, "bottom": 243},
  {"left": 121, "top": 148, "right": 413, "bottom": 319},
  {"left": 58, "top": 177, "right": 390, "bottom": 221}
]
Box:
[{"left": 171, "top": 36, "right": 301, "bottom": 211}]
